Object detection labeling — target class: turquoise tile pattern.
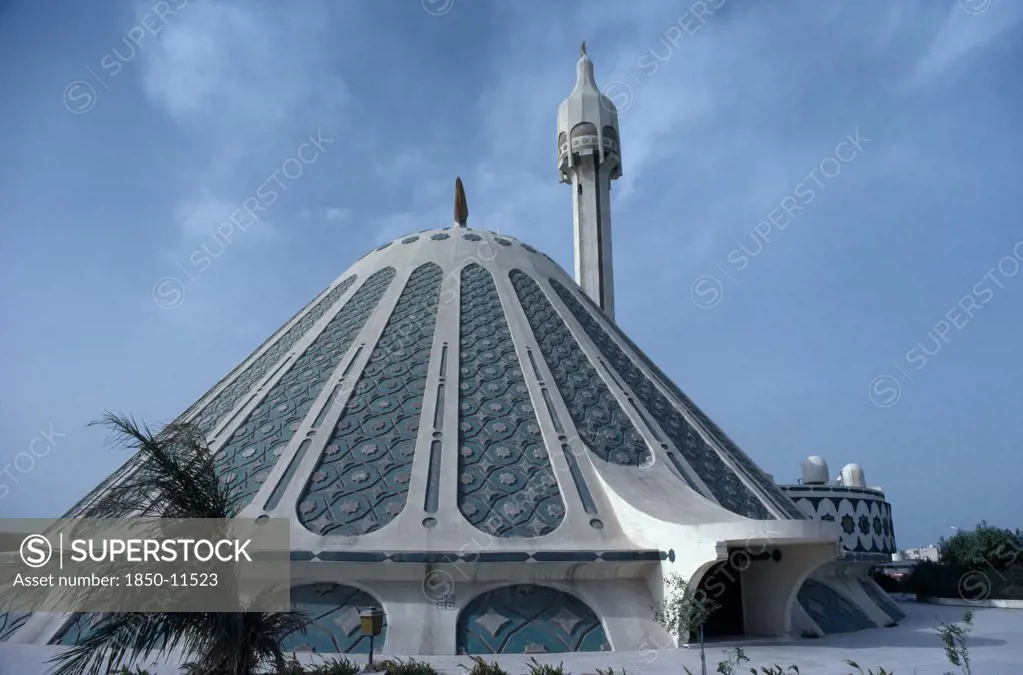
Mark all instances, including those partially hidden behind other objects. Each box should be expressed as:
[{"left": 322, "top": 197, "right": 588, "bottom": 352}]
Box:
[
  {"left": 195, "top": 275, "right": 360, "bottom": 435},
  {"left": 798, "top": 579, "right": 874, "bottom": 634},
  {"left": 549, "top": 279, "right": 776, "bottom": 519},
  {"left": 457, "top": 584, "right": 609, "bottom": 654},
  {"left": 298, "top": 263, "right": 443, "bottom": 536},
  {"left": 281, "top": 584, "right": 387, "bottom": 654},
  {"left": 567, "top": 285, "right": 806, "bottom": 519},
  {"left": 508, "top": 270, "right": 649, "bottom": 467},
  {"left": 457, "top": 264, "right": 565, "bottom": 537},
  {"left": 214, "top": 268, "right": 396, "bottom": 512}
]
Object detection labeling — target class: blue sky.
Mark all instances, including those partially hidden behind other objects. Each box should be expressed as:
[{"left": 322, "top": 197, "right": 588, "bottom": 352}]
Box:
[{"left": 0, "top": 0, "right": 1020, "bottom": 548}]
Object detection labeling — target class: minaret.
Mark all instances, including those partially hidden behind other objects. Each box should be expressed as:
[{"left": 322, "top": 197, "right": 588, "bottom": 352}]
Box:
[{"left": 557, "top": 42, "right": 622, "bottom": 320}]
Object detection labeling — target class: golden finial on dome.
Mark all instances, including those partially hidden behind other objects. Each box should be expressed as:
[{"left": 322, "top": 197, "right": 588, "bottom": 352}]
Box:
[{"left": 453, "top": 177, "right": 468, "bottom": 228}]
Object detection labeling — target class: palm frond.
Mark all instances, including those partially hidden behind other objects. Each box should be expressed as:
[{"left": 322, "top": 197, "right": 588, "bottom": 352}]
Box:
[{"left": 47, "top": 414, "right": 310, "bottom": 675}]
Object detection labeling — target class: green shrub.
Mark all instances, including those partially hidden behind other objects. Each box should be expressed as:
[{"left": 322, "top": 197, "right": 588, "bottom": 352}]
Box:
[
  {"left": 937, "top": 610, "right": 974, "bottom": 675},
  {"left": 381, "top": 657, "right": 439, "bottom": 675},
  {"left": 715, "top": 647, "right": 749, "bottom": 674},
  {"left": 594, "top": 669, "right": 626, "bottom": 675},
  {"left": 525, "top": 657, "right": 566, "bottom": 675},
  {"left": 940, "top": 522, "right": 1022, "bottom": 569},
  {"left": 461, "top": 656, "right": 510, "bottom": 675},
  {"left": 308, "top": 656, "right": 363, "bottom": 675},
  {"left": 910, "top": 560, "right": 1023, "bottom": 600},
  {"left": 845, "top": 662, "right": 894, "bottom": 675}
]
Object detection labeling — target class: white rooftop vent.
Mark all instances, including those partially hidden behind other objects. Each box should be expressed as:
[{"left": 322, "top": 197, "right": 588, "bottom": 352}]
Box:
[
  {"left": 801, "top": 456, "right": 829, "bottom": 485},
  {"left": 838, "top": 463, "right": 866, "bottom": 488}
]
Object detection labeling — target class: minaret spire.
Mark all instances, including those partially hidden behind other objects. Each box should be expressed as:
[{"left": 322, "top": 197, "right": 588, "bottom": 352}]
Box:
[
  {"left": 556, "top": 43, "right": 622, "bottom": 320},
  {"left": 453, "top": 177, "right": 468, "bottom": 228}
]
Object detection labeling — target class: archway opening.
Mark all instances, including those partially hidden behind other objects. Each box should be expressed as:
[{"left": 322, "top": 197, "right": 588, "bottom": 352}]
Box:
[{"left": 695, "top": 552, "right": 746, "bottom": 640}]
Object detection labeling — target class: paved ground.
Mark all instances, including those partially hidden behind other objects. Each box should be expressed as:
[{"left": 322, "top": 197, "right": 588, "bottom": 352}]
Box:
[{"left": 1, "top": 600, "right": 1021, "bottom": 674}]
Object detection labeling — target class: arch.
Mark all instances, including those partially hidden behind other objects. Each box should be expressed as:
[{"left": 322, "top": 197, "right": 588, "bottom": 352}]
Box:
[
  {"left": 282, "top": 583, "right": 387, "bottom": 654},
  {"left": 569, "top": 122, "right": 598, "bottom": 141},
  {"left": 456, "top": 583, "right": 609, "bottom": 654}
]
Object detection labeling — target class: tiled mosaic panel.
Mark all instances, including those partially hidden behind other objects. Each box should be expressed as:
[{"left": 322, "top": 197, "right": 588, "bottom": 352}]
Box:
[
  {"left": 457, "top": 584, "right": 609, "bottom": 654},
  {"left": 547, "top": 280, "right": 770, "bottom": 518},
  {"left": 793, "top": 496, "right": 896, "bottom": 554},
  {"left": 859, "top": 578, "right": 906, "bottom": 623},
  {"left": 458, "top": 264, "right": 565, "bottom": 538},
  {"left": 798, "top": 579, "right": 874, "bottom": 634},
  {"left": 298, "top": 263, "right": 443, "bottom": 536},
  {"left": 215, "top": 269, "right": 396, "bottom": 512},
  {"left": 562, "top": 283, "right": 805, "bottom": 520},
  {"left": 281, "top": 584, "right": 387, "bottom": 653},
  {"left": 0, "top": 611, "right": 29, "bottom": 641},
  {"left": 195, "top": 275, "right": 360, "bottom": 435},
  {"left": 509, "top": 271, "right": 649, "bottom": 467},
  {"left": 59, "top": 283, "right": 361, "bottom": 519}
]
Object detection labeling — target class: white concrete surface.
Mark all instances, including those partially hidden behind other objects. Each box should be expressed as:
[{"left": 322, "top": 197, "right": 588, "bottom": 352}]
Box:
[
  {"left": 2, "top": 600, "right": 1021, "bottom": 675},
  {"left": 919, "top": 596, "right": 1023, "bottom": 609}
]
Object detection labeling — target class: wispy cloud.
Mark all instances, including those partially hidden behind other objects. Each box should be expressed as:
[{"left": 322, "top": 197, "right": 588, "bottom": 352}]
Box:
[
  {"left": 907, "top": 0, "right": 1023, "bottom": 88},
  {"left": 135, "top": 0, "right": 350, "bottom": 243},
  {"left": 325, "top": 207, "right": 351, "bottom": 222}
]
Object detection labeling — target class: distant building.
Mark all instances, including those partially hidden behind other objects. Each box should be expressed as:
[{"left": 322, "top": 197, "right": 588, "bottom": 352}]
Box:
[{"left": 898, "top": 546, "right": 941, "bottom": 562}]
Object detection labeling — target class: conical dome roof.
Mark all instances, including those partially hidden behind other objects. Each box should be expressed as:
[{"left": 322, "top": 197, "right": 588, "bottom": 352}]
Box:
[{"left": 128, "top": 226, "right": 807, "bottom": 546}]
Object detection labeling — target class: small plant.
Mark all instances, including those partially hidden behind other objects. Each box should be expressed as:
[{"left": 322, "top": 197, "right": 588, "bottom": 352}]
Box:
[
  {"left": 383, "top": 657, "right": 440, "bottom": 675},
  {"left": 937, "top": 610, "right": 974, "bottom": 675},
  {"left": 751, "top": 667, "right": 799, "bottom": 674},
  {"left": 310, "top": 656, "right": 363, "bottom": 675},
  {"left": 595, "top": 669, "right": 627, "bottom": 675},
  {"left": 799, "top": 629, "right": 820, "bottom": 639},
  {"left": 846, "top": 661, "right": 895, "bottom": 675},
  {"left": 462, "top": 656, "right": 511, "bottom": 675},
  {"left": 715, "top": 646, "right": 749, "bottom": 674},
  {"left": 278, "top": 655, "right": 308, "bottom": 675},
  {"left": 653, "top": 572, "right": 719, "bottom": 675},
  {"left": 525, "top": 657, "right": 567, "bottom": 675}
]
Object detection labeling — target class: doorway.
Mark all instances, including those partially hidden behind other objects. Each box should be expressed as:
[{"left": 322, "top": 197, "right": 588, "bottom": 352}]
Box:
[{"left": 695, "top": 555, "right": 745, "bottom": 639}]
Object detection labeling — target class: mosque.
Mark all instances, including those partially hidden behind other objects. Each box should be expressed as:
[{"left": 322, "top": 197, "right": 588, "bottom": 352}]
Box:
[{"left": 0, "top": 46, "right": 904, "bottom": 657}]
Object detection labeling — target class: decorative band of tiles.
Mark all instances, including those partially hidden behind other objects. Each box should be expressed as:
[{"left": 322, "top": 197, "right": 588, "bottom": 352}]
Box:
[{"left": 289, "top": 549, "right": 669, "bottom": 563}]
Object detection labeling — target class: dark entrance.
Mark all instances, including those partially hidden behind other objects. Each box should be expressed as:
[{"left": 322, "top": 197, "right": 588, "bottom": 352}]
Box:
[{"left": 695, "top": 554, "right": 745, "bottom": 639}]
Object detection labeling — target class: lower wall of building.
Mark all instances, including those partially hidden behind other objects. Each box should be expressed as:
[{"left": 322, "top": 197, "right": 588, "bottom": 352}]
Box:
[{"left": 2, "top": 560, "right": 909, "bottom": 653}]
